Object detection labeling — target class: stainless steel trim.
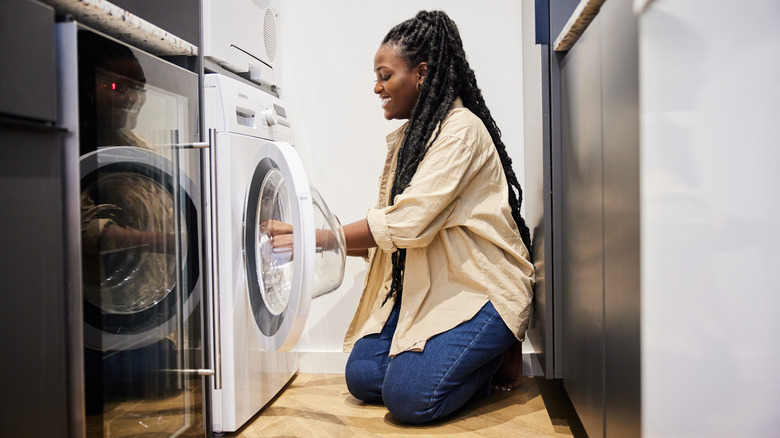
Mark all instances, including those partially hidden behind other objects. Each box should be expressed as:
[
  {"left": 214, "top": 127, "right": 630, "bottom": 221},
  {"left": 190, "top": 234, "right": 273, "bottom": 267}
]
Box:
[{"left": 56, "top": 19, "right": 86, "bottom": 438}]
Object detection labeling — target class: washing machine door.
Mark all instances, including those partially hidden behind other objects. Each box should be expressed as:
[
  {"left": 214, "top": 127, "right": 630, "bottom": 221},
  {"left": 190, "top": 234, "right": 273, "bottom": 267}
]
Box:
[
  {"left": 243, "top": 141, "right": 345, "bottom": 352},
  {"left": 80, "top": 146, "right": 201, "bottom": 351}
]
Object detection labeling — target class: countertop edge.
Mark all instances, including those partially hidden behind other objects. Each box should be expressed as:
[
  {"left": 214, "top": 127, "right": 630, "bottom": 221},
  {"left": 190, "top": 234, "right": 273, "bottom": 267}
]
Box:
[{"left": 39, "top": 0, "right": 198, "bottom": 57}]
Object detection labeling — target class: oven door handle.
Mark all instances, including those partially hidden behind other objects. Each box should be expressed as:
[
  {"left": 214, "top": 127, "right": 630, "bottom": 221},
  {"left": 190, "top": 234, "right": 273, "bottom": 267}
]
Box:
[{"left": 0, "top": 116, "right": 69, "bottom": 134}]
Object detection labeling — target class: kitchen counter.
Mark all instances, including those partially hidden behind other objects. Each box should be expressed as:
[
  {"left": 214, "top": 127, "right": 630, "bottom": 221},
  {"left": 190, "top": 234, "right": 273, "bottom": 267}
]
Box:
[{"left": 38, "top": 0, "right": 197, "bottom": 56}]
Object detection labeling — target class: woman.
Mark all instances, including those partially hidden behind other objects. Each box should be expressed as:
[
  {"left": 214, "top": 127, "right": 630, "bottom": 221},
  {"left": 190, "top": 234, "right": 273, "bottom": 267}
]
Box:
[
  {"left": 273, "top": 10, "right": 534, "bottom": 424},
  {"left": 338, "top": 10, "right": 535, "bottom": 424}
]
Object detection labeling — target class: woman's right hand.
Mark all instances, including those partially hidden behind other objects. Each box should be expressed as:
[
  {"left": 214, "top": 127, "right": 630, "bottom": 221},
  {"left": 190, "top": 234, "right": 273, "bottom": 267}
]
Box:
[{"left": 492, "top": 341, "right": 524, "bottom": 392}]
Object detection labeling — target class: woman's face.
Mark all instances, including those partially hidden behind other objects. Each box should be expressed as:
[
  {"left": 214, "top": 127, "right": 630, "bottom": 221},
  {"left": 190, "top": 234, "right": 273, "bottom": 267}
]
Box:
[{"left": 373, "top": 43, "right": 424, "bottom": 120}]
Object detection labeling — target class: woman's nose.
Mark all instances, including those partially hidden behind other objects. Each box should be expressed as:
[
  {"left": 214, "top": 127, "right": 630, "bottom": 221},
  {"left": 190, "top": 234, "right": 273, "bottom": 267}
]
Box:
[{"left": 373, "top": 81, "right": 382, "bottom": 94}]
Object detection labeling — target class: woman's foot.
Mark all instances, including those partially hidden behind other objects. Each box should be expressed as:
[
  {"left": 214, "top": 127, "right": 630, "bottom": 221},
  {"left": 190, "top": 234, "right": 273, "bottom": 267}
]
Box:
[{"left": 491, "top": 341, "right": 523, "bottom": 392}]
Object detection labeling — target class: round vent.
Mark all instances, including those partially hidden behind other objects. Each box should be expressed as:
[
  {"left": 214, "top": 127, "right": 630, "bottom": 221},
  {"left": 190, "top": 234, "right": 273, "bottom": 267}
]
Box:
[{"left": 264, "top": 9, "right": 277, "bottom": 63}]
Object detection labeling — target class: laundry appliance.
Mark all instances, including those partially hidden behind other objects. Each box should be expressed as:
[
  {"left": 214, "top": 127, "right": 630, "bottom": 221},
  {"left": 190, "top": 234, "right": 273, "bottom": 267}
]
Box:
[
  {"left": 58, "top": 22, "right": 207, "bottom": 437},
  {"left": 202, "top": 0, "right": 280, "bottom": 88},
  {"left": 204, "top": 73, "right": 346, "bottom": 433}
]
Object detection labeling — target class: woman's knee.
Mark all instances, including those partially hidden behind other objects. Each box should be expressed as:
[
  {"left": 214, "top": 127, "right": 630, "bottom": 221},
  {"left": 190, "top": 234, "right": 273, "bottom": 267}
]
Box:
[
  {"left": 344, "top": 357, "right": 384, "bottom": 403},
  {"left": 382, "top": 377, "right": 441, "bottom": 424}
]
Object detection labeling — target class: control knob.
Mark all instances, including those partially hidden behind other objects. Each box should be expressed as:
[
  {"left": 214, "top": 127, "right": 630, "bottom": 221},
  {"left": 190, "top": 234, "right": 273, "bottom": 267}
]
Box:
[{"left": 262, "top": 107, "right": 278, "bottom": 126}]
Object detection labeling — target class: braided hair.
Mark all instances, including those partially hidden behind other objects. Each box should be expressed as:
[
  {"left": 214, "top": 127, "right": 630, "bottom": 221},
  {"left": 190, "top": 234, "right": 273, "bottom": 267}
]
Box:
[{"left": 382, "top": 10, "right": 532, "bottom": 305}]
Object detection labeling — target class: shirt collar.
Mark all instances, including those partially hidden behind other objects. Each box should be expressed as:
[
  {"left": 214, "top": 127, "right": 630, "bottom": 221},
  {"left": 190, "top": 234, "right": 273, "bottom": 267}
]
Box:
[{"left": 386, "top": 122, "right": 407, "bottom": 150}]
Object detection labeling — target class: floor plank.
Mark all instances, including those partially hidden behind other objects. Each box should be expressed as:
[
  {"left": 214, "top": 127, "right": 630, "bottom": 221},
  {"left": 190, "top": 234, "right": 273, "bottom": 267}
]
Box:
[{"left": 226, "top": 374, "right": 585, "bottom": 437}]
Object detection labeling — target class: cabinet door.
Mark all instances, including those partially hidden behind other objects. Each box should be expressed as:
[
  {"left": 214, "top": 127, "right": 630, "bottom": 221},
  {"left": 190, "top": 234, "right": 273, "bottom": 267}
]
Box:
[
  {"left": 559, "top": 15, "right": 606, "bottom": 438},
  {"left": 554, "top": 1, "right": 641, "bottom": 436},
  {"left": 0, "top": 0, "right": 57, "bottom": 122},
  {"left": 0, "top": 123, "right": 69, "bottom": 438}
]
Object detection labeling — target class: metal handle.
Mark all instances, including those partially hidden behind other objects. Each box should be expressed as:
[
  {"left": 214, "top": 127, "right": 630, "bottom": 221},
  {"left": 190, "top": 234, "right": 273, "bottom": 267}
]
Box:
[
  {"left": 174, "top": 141, "right": 210, "bottom": 149},
  {"left": 0, "top": 116, "right": 69, "bottom": 134},
  {"left": 163, "top": 369, "right": 215, "bottom": 376},
  {"left": 207, "top": 128, "right": 223, "bottom": 390}
]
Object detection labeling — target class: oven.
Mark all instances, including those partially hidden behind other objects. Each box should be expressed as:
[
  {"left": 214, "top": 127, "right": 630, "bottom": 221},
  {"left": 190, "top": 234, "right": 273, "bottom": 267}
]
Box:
[{"left": 57, "top": 20, "right": 207, "bottom": 437}]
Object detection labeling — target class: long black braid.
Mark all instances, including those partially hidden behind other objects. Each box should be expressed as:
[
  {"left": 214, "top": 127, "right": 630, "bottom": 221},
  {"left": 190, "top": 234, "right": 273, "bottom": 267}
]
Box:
[{"left": 382, "top": 10, "right": 532, "bottom": 305}]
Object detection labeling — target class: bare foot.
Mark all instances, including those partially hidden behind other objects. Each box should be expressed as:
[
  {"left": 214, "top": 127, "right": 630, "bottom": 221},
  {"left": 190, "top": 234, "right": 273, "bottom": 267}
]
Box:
[{"left": 492, "top": 341, "right": 523, "bottom": 391}]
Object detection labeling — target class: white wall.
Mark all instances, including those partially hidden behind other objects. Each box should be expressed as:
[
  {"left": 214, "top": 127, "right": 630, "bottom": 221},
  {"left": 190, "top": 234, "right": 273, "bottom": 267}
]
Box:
[
  {"left": 640, "top": 1, "right": 780, "bottom": 436},
  {"left": 275, "top": 1, "right": 528, "bottom": 372}
]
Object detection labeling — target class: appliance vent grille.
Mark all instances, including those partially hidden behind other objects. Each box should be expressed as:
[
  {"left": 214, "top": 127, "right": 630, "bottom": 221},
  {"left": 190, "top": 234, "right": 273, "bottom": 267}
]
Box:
[{"left": 264, "top": 9, "right": 277, "bottom": 62}]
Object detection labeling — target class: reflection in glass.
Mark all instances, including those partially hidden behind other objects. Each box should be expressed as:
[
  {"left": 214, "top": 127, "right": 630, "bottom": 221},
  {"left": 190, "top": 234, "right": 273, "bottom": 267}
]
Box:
[
  {"left": 95, "top": 67, "right": 148, "bottom": 148},
  {"left": 77, "top": 29, "right": 201, "bottom": 438},
  {"left": 81, "top": 171, "right": 178, "bottom": 314}
]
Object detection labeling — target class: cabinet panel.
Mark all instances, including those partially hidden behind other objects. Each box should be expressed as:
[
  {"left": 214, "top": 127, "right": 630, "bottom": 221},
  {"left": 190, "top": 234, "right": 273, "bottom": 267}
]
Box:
[
  {"left": 559, "top": 16, "right": 605, "bottom": 438},
  {"left": 600, "top": 1, "right": 641, "bottom": 436},
  {"left": 0, "top": 0, "right": 57, "bottom": 122},
  {"left": 0, "top": 124, "right": 69, "bottom": 438}
]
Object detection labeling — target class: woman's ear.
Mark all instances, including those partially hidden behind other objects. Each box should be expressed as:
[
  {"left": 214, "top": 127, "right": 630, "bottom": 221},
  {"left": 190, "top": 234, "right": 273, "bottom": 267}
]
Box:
[{"left": 417, "top": 62, "right": 428, "bottom": 85}]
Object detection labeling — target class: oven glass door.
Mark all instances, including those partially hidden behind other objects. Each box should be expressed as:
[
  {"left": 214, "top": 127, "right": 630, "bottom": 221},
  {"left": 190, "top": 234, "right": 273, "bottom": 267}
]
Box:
[{"left": 76, "top": 28, "right": 204, "bottom": 437}]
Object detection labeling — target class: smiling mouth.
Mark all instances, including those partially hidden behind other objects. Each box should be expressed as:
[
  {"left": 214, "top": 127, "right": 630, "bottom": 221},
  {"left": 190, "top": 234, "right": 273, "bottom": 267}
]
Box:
[{"left": 381, "top": 97, "right": 391, "bottom": 108}]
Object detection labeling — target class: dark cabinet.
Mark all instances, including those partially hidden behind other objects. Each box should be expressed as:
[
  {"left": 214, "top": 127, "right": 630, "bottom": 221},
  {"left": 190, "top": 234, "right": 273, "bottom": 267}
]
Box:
[
  {"left": 536, "top": 0, "right": 641, "bottom": 436},
  {"left": 0, "top": 0, "right": 58, "bottom": 122},
  {"left": 559, "top": 16, "right": 607, "bottom": 436},
  {"left": 0, "top": 2, "right": 76, "bottom": 437},
  {"left": 0, "top": 123, "right": 70, "bottom": 437}
]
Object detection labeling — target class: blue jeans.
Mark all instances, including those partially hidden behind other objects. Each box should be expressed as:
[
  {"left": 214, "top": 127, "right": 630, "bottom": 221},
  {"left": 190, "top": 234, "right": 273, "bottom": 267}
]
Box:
[{"left": 344, "top": 300, "right": 517, "bottom": 424}]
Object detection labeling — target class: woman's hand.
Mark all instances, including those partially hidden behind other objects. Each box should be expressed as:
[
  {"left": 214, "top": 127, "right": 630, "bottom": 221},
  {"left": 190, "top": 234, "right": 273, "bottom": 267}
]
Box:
[
  {"left": 262, "top": 219, "right": 293, "bottom": 237},
  {"left": 491, "top": 341, "right": 524, "bottom": 392},
  {"left": 261, "top": 220, "right": 295, "bottom": 254},
  {"left": 263, "top": 220, "right": 343, "bottom": 253},
  {"left": 101, "top": 224, "right": 176, "bottom": 254}
]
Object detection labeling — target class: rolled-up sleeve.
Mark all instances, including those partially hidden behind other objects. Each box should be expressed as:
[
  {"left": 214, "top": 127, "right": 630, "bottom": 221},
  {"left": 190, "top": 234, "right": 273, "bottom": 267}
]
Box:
[
  {"left": 368, "top": 133, "right": 480, "bottom": 252},
  {"left": 367, "top": 207, "right": 396, "bottom": 252}
]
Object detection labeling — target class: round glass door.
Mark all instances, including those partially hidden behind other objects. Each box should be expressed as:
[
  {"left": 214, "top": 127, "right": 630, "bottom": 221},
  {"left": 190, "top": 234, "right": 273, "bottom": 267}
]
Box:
[
  {"left": 244, "top": 155, "right": 304, "bottom": 339},
  {"left": 243, "top": 141, "right": 346, "bottom": 351},
  {"left": 311, "top": 188, "right": 346, "bottom": 298},
  {"left": 255, "top": 167, "right": 294, "bottom": 316}
]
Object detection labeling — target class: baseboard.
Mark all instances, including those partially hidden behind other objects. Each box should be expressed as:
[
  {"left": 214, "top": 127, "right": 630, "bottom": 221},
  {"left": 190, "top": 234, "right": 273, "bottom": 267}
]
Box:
[
  {"left": 526, "top": 352, "right": 545, "bottom": 377},
  {"left": 297, "top": 351, "right": 350, "bottom": 374}
]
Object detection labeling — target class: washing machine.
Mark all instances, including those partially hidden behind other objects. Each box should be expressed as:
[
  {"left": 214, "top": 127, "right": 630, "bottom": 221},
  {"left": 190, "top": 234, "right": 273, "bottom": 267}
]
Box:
[
  {"left": 204, "top": 73, "right": 346, "bottom": 433},
  {"left": 202, "top": 0, "right": 280, "bottom": 88}
]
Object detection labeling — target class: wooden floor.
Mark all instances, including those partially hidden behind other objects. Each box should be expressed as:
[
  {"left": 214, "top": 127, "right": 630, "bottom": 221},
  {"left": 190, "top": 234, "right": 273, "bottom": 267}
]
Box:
[{"left": 225, "top": 374, "right": 586, "bottom": 437}]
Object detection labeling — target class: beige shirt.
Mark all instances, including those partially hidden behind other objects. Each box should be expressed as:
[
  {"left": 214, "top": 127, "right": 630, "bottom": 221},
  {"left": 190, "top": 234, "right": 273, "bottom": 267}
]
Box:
[{"left": 343, "top": 99, "right": 535, "bottom": 356}]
